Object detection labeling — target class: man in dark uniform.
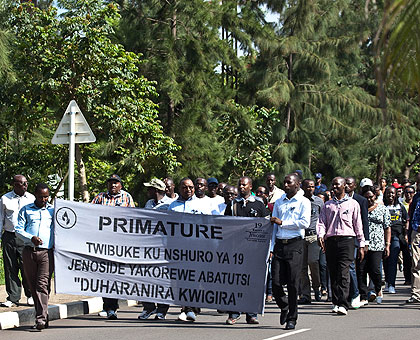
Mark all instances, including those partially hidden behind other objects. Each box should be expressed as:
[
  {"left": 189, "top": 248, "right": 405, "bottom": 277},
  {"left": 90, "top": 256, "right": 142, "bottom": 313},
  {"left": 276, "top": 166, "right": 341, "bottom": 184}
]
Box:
[{"left": 224, "top": 176, "right": 270, "bottom": 325}]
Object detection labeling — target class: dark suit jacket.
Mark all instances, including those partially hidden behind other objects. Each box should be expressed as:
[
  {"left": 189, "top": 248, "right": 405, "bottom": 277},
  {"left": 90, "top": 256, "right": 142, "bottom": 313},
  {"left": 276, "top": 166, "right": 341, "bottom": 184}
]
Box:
[{"left": 352, "top": 193, "right": 369, "bottom": 242}]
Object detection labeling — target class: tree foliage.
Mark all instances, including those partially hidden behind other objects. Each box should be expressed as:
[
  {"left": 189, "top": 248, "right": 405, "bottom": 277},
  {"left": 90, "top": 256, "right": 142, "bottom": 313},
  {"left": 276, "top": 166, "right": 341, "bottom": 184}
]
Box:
[{"left": 0, "top": 0, "right": 179, "bottom": 198}]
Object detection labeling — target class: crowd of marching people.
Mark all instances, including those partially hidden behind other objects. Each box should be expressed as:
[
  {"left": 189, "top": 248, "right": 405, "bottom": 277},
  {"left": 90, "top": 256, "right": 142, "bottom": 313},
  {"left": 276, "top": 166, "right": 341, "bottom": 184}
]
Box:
[{"left": 1, "top": 171, "right": 420, "bottom": 330}]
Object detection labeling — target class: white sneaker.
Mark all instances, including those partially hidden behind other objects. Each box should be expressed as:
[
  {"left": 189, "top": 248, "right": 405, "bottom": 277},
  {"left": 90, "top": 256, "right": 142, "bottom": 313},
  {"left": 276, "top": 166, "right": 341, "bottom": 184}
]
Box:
[
  {"left": 0, "top": 300, "right": 17, "bottom": 307},
  {"left": 337, "top": 306, "right": 348, "bottom": 315},
  {"left": 350, "top": 295, "right": 361, "bottom": 309},
  {"left": 388, "top": 286, "right": 396, "bottom": 294},
  {"left": 331, "top": 305, "right": 339, "bottom": 313},
  {"left": 98, "top": 310, "right": 108, "bottom": 317},
  {"left": 27, "top": 297, "right": 34, "bottom": 306},
  {"left": 186, "top": 311, "right": 196, "bottom": 321},
  {"left": 178, "top": 312, "right": 188, "bottom": 321}
]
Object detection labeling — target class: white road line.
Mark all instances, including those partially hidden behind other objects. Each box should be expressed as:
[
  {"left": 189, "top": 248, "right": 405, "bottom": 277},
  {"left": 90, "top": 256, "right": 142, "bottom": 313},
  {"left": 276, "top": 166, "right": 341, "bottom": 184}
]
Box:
[{"left": 262, "top": 328, "right": 311, "bottom": 340}]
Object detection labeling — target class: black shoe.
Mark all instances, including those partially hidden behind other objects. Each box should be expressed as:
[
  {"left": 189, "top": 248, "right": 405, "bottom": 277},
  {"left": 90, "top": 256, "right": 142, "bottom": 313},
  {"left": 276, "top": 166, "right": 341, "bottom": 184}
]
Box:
[
  {"left": 403, "top": 281, "right": 412, "bottom": 285},
  {"left": 298, "top": 297, "right": 311, "bottom": 305},
  {"left": 285, "top": 321, "right": 296, "bottom": 330},
  {"left": 31, "top": 323, "right": 45, "bottom": 331},
  {"left": 314, "top": 290, "right": 321, "bottom": 302},
  {"left": 280, "top": 310, "right": 288, "bottom": 325},
  {"left": 406, "top": 297, "right": 420, "bottom": 304}
]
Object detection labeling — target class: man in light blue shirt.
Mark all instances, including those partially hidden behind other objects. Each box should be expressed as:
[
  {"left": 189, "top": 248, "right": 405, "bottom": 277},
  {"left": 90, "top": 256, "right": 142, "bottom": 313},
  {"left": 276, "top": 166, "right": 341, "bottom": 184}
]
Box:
[
  {"left": 16, "top": 183, "right": 54, "bottom": 331},
  {"left": 270, "top": 174, "right": 311, "bottom": 330}
]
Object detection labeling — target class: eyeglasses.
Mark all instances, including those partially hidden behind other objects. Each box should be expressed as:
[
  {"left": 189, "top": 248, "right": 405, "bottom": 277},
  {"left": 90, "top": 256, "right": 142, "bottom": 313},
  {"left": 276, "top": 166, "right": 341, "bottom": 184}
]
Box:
[
  {"left": 405, "top": 191, "right": 415, "bottom": 194},
  {"left": 14, "top": 181, "right": 28, "bottom": 186}
]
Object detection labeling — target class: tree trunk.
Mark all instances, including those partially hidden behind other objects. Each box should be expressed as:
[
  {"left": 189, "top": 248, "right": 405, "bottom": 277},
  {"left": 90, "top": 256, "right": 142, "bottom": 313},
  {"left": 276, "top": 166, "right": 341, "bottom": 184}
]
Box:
[
  {"left": 167, "top": 3, "right": 177, "bottom": 134},
  {"left": 285, "top": 54, "right": 293, "bottom": 143},
  {"left": 50, "top": 171, "right": 68, "bottom": 204},
  {"left": 75, "top": 144, "right": 89, "bottom": 202},
  {"left": 375, "top": 156, "right": 384, "bottom": 184},
  {"left": 403, "top": 153, "right": 420, "bottom": 179}
]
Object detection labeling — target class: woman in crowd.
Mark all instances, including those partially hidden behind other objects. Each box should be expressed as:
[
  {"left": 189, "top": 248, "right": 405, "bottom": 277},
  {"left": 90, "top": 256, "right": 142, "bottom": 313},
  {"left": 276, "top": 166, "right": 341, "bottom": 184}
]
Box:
[
  {"left": 357, "top": 186, "right": 391, "bottom": 304},
  {"left": 383, "top": 186, "right": 408, "bottom": 294}
]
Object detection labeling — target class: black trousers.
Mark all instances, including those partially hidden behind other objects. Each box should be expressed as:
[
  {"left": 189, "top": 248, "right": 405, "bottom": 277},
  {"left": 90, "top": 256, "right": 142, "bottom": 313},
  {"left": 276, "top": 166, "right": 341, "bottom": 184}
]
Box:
[
  {"left": 103, "top": 298, "right": 119, "bottom": 311},
  {"left": 356, "top": 250, "right": 383, "bottom": 300},
  {"left": 400, "top": 239, "right": 412, "bottom": 283},
  {"left": 2, "top": 231, "right": 31, "bottom": 303},
  {"left": 271, "top": 238, "right": 304, "bottom": 322},
  {"left": 143, "top": 302, "right": 169, "bottom": 315},
  {"left": 325, "top": 237, "right": 355, "bottom": 310}
]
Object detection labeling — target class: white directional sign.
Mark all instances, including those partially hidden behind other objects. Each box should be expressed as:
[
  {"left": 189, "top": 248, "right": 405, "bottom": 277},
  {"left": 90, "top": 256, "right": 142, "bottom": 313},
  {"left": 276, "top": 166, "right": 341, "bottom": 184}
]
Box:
[
  {"left": 52, "top": 100, "right": 96, "bottom": 144},
  {"left": 52, "top": 100, "right": 96, "bottom": 201}
]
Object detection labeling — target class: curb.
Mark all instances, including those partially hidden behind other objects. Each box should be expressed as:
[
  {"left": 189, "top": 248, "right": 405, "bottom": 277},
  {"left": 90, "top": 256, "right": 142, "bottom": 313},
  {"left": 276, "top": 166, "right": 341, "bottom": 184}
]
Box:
[{"left": 0, "top": 298, "right": 138, "bottom": 330}]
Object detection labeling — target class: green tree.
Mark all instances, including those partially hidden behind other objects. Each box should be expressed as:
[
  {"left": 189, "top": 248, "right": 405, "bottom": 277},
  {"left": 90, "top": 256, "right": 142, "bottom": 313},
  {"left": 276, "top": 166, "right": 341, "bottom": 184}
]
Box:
[{"left": 0, "top": 0, "right": 179, "bottom": 199}]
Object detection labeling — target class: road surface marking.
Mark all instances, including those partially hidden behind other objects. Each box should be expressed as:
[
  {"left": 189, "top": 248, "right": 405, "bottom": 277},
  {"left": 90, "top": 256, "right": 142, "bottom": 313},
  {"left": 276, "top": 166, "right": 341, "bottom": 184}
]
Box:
[{"left": 263, "top": 328, "right": 311, "bottom": 340}]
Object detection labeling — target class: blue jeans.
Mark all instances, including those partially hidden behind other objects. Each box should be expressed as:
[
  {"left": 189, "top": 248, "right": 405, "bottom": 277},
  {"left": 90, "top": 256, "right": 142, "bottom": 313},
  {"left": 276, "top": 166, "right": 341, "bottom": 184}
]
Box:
[
  {"left": 229, "top": 312, "right": 257, "bottom": 320},
  {"left": 349, "top": 248, "right": 359, "bottom": 300},
  {"left": 384, "top": 235, "right": 400, "bottom": 287}
]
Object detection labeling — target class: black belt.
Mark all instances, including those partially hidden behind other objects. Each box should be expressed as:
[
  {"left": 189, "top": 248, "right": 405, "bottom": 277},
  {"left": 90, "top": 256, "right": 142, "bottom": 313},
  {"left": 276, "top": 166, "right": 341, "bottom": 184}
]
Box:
[
  {"left": 24, "top": 246, "right": 49, "bottom": 251},
  {"left": 276, "top": 236, "right": 302, "bottom": 244},
  {"left": 327, "top": 236, "right": 355, "bottom": 240},
  {"left": 4, "top": 230, "right": 15, "bottom": 234},
  {"left": 305, "top": 230, "right": 317, "bottom": 236}
]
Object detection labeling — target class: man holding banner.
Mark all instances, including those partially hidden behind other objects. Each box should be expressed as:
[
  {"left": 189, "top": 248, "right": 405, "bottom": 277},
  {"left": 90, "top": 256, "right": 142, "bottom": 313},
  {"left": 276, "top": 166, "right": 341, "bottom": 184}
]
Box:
[
  {"left": 168, "top": 177, "right": 212, "bottom": 322},
  {"left": 91, "top": 174, "right": 135, "bottom": 320},
  {"left": 224, "top": 176, "right": 270, "bottom": 325}
]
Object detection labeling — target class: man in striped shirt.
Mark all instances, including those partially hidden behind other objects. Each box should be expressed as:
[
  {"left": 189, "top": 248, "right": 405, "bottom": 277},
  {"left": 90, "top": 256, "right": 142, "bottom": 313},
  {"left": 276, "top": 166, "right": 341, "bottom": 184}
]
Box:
[{"left": 91, "top": 174, "right": 135, "bottom": 320}]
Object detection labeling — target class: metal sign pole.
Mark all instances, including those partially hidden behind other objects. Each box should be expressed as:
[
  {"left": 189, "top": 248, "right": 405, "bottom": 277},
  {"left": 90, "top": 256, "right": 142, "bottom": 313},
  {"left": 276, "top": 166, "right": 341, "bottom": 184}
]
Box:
[{"left": 68, "top": 104, "right": 76, "bottom": 201}]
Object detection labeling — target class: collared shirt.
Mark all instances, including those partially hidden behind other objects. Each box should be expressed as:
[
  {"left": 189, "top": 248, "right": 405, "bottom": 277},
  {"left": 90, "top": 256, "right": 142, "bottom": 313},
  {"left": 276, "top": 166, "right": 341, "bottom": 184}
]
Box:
[
  {"left": 168, "top": 195, "right": 212, "bottom": 214},
  {"left": 91, "top": 190, "right": 135, "bottom": 207},
  {"left": 0, "top": 190, "right": 35, "bottom": 234},
  {"left": 225, "top": 195, "right": 269, "bottom": 218},
  {"left": 268, "top": 186, "right": 285, "bottom": 204},
  {"left": 271, "top": 190, "right": 311, "bottom": 250},
  {"left": 15, "top": 202, "right": 54, "bottom": 249},
  {"left": 307, "top": 195, "right": 324, "bottom": 232},
  {"left": 317, "top": 197, "right": 365, "bottom": 247},
  {"left": 314, "top": 183, "right": 328, "bottom": 196},
  {"left": 144, "top": 195, "right": 174, "bottom": 211}
]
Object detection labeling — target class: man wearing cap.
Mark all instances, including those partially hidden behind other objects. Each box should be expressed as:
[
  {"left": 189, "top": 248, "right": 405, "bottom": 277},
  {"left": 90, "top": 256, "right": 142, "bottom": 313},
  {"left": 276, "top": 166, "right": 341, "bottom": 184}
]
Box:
[
  {"left": 314, "top": 173, "right": 328, "bottom": 196},
  {"left": 138, "top": 179, "right": 172, "bottom": 321},
  {"left": 144, "top": 178, "right": 172, "bottom": 210},
  {"left": 266, "top": 173, "right": 285, "bottom": 204},
  {"left": 207, "top": 177, "right": 225, "bottom": 206},
  {"left": 91, "top": 174, "right": 135, "bottom": 320},
  {"left": 0, "top": 175, "right": 34, "bottom": 308}
]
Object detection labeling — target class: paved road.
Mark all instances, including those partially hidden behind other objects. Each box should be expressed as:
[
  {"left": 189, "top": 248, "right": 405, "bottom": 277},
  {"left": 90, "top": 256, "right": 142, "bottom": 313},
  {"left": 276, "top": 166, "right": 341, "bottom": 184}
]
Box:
[{"left": 1, "top": 279, "right": 418, "bottom": 340}]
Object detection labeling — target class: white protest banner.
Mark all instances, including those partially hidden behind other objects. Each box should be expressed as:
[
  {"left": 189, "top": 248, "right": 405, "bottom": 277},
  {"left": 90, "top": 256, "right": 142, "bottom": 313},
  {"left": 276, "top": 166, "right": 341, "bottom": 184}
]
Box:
[{"left": 54, "top": 199, "right": 272, "bottom": 313}]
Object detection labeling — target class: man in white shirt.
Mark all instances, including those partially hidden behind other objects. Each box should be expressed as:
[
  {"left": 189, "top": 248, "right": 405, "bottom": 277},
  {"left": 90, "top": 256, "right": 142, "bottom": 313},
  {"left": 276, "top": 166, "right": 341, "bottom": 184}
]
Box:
[
  {"left": 0, "top": 175, "right": 35, "bottom": 307},
  {"left": 168, "top": 178, "right": 212, "bottom": 321},
  {"left": 270, "top": 174, "right": 311, "bottom": 330}
]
